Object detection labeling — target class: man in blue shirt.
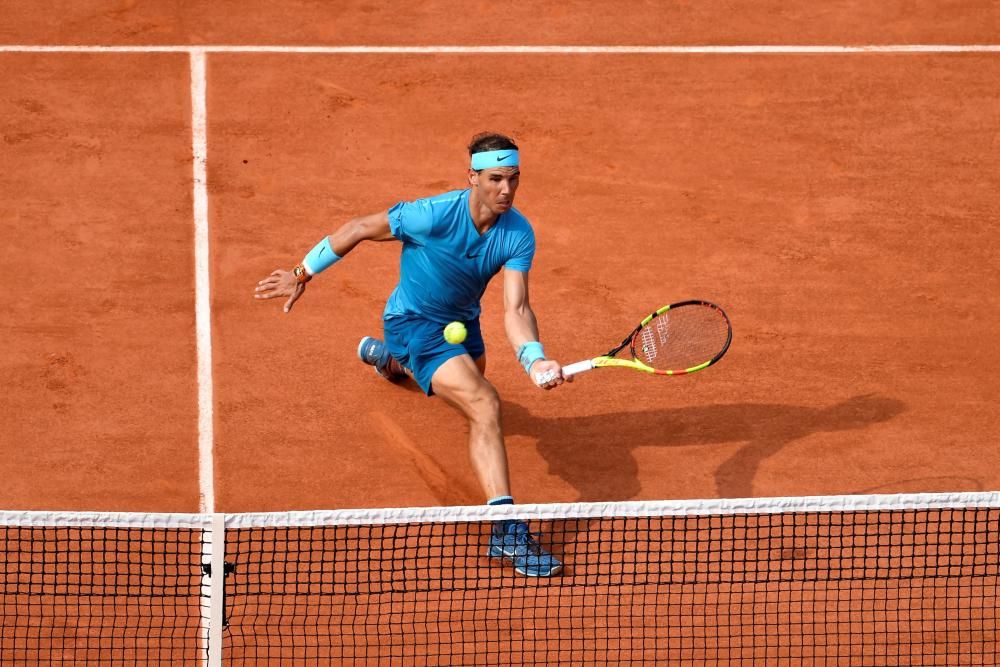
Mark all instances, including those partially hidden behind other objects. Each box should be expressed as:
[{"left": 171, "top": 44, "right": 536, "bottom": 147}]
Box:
[{"left": 255, "top": 132, "right": 567, "bottom": 576}]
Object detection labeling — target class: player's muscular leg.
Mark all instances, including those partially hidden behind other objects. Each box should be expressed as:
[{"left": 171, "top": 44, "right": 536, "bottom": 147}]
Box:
[{"left": 431, "top": 354, "right": 510, "bottom": 500}]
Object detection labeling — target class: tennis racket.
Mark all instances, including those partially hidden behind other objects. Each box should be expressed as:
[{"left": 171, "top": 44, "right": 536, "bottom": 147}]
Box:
[{"left": 537, "top": 300, "right": 732, "bottom": 383}]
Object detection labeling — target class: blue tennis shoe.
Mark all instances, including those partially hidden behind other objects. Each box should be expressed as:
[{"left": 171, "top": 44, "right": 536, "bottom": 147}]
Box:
[
  {"left": 488, "top": 520, "right": 563, "bottom": 577},
  {"left": 357, "top": 336, "right": 402, "bottom": 381}
]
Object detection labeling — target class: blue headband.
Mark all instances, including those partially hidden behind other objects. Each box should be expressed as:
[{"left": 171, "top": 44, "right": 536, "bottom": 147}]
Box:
[{"left": 470, "top": 149, "right": 519, "bottom": 170}]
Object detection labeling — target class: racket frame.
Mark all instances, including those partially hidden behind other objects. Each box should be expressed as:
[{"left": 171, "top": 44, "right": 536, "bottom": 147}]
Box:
[{"left": 558, "top": 300, "right": 732, "bottom": 379}]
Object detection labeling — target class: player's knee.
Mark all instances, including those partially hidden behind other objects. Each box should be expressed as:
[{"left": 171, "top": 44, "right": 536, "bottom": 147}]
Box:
[{"left": 466, "top": 384, "right": 501, "bottom": 426}]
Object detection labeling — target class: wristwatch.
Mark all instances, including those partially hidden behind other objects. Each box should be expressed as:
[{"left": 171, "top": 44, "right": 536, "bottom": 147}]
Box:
[{"left": 292, "top": 264, "right": 312, "bottom": 284}]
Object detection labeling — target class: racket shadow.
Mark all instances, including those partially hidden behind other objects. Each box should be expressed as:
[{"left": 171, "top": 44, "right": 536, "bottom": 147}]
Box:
[{"left": 502, "top": 394, "right": 906, "bottom": 501}]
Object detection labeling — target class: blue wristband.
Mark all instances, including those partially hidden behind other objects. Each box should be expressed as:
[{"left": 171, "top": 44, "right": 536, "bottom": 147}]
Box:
[
  {"left": 516, "top": 341, "right": 545, "bottom": 374},
  {"left": 302, "top": 236, "right": 341, "bottom": 275}
]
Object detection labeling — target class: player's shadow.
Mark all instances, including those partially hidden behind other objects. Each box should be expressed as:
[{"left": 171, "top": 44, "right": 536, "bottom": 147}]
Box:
[{"left": 501, "top": 394, "right": 906, "bottom": 501}]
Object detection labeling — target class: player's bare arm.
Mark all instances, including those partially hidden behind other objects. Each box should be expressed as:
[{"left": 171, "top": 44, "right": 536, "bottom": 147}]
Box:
[
  {"left": 254, "top": 211, "right": 393, "bottom": 312},
  {"left": 502, "top": 268, "right": 568, "bottom": 389}
]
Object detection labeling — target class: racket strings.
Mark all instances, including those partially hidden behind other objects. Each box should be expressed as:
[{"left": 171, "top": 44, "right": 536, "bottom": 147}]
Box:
[
  {"left": 638, "top": 327, "right": 658, "bottom": 362},
  {"left": 634, "top": 306, "right": 730, "bottom": 371}
]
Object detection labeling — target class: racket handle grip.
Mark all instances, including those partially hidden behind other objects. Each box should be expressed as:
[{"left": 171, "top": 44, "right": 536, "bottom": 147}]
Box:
[{"left": 561, "top": 360, "right": 595, "bottom": 377}]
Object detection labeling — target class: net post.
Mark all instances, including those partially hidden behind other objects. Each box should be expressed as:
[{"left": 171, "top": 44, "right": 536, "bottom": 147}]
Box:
[{"left": 206, "top": 513, "right": 226, "bottom": 667}]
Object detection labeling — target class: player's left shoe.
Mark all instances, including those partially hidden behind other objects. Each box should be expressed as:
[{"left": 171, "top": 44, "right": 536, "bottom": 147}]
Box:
[
  {"left": 488, "top": 520, "right": 563, "bottom": 577},
  {"left": 357, "top": 336, "right": 403, "bottom": 381}
]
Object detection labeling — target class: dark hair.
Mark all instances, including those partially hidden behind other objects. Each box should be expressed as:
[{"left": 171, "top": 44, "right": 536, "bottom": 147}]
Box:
[{"left": 468, "top": 132, "right": 518, "bottom": 156}]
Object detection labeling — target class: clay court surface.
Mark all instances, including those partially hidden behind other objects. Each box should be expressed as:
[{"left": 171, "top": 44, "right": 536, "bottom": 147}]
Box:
[
  {"left": 2, "top": 1, "right": 1000, "bottom": 516},
  {"left": 0, "top": 0, "right": 1000, "bottom": 664}
]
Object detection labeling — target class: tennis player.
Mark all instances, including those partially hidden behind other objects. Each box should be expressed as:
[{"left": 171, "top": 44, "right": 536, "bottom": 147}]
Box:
[{"left": 255, "top": 132, "right": 565, "bottom": 577}]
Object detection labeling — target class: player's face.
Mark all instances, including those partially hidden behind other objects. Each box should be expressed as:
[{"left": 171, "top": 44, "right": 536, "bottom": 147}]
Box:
[{"left": 470, "top": 167, "right": 520, "bottom": 214}]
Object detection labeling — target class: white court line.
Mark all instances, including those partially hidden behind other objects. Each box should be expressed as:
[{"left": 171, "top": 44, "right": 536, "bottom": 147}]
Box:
[
  {"left": 191, "top": 48, "right": 220, "bottom": 667},
  {"left": 1, "top": 44, "right": 999, "bottom": 54},
  {"left": 190, "top": 49, "right": 214, "bottom": 515}
]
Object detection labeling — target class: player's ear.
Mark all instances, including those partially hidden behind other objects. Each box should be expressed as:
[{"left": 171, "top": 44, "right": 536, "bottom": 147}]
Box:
[{"left": 468, "top": 169, "right": 479, "bottom": 188}]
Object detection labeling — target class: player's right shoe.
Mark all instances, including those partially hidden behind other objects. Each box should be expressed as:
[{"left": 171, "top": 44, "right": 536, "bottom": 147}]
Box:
[
  {"left": 488, "top": 520, "right": 563, "bottom": 577},
  {"left": 357, "top": 336, "right": 402, "bottom": 381}
]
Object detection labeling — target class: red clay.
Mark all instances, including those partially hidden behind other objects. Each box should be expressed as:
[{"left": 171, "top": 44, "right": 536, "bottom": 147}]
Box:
[
  {"left": 3, "top": 9, "right": 1000, "bottom": 666},
  {"left": 203, "top": 52, "right": 1000, "bottom": 511},
  {"left": 3, "top": 1, "right": 1000, "bottom": 47},
  {"left": 0, "top": 53, "right": 200, "bottom": 511},
  {"left": 2, "top": 49, "right": 998, "bottom": 514}
]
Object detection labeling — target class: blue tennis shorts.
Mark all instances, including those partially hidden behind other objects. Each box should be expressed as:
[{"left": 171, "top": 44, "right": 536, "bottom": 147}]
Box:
[{"left": 382, "top": 315, "right": 485, "bottom": 395}]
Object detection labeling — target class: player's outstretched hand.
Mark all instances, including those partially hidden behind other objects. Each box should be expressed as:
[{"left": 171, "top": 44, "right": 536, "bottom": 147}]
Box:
[
  {"left": 254, "top": 269, "right": 305, "bottom": 313},
  {"left": 532, "top": 359, "right": 572, "bottom": 390}
]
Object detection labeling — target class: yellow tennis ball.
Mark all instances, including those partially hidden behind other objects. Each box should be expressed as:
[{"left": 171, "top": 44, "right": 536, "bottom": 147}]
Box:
[{"left": 443, "top": 321, "right": 467, "bottom": 344}]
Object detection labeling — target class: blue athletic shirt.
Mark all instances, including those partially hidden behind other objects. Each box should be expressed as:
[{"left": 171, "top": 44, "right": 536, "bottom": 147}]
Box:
[{"left": 383, "top": 188, "right": 535, "bottom": 323}]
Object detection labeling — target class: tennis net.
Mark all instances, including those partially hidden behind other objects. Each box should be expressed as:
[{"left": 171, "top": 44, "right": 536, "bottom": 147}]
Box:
[{"left": 2, "top": 492, "right": 998, "bottom": 665}]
